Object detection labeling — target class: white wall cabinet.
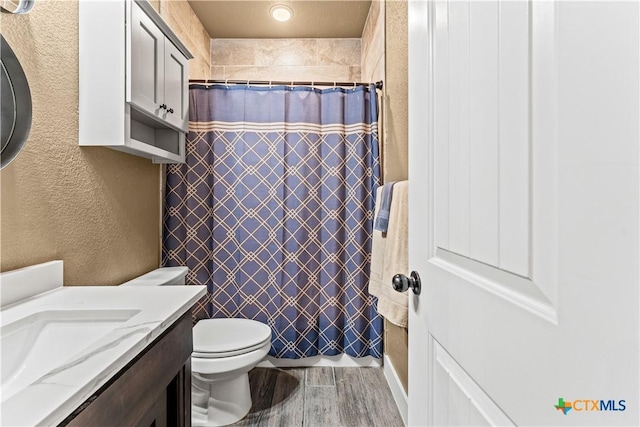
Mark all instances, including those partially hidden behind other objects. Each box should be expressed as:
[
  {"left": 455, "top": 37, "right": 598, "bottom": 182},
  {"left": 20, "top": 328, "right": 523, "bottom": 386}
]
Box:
[
  {"left": 129, "top": 2, "right": 188, "bottom": 132},
  {"left": 80, "top": 0, "right": 192, "bottom": 163}
]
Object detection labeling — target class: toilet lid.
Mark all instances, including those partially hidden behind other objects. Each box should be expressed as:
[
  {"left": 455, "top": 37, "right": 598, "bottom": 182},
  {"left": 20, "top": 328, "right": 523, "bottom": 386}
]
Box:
[{"left": 192, "top": 318, "right": 272, "bottom": 358}]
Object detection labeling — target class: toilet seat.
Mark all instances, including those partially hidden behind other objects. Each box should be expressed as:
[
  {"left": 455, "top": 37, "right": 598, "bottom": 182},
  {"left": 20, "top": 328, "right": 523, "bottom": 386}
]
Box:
[{"left": 192, "top": 318, "right": 272, "bottom": 359}]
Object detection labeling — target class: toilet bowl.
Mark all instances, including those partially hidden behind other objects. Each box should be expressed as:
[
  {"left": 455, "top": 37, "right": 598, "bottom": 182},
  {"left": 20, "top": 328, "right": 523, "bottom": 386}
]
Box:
[
  {"left": 122, "top": 267, "right": 272, "bottom": 426},
  {"left": 191, "top": 318, "right": 271, "bottom": 426}
]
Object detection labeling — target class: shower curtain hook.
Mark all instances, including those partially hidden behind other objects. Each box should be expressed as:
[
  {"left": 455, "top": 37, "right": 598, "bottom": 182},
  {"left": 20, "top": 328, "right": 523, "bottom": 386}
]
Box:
[
  {"left": 269, "top": 80, "right": 273, "bottom": 88},
  {"left": 225, "top": 79, "right": 229, "bottom": 88},
  {"left": 333, "top": 81, "right": 337, "bottom": 91},
  {"left": 246, "top": 80, "right": 250, "bottom": 88},
  {"left": 352, "top": 81, "right": 357, "bottom": 91},
  {"left": 311, "top": 81, "right": 315, "bottom": 89}
]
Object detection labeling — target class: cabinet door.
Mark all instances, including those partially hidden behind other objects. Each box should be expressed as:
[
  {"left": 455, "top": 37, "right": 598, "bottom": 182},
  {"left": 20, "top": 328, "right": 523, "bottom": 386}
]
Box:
[
  {"left": 163, "top": 40, "right": 189, "bottom": 132},
  {"left": 130, "top": 1, "right": 164, "bottom": 117}
]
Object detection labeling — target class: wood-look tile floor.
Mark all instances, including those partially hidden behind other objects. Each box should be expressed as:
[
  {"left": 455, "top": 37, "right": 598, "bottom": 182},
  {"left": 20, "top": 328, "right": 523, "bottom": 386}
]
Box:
[{"left": 230, "top": 367, "right": 404, "bottom": 427}]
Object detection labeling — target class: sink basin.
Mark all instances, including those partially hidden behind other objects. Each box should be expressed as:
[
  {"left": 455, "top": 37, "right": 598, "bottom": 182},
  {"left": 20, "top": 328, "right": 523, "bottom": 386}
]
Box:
[{"left": 1, "top": 309, "right": 140, "bottom": 401}]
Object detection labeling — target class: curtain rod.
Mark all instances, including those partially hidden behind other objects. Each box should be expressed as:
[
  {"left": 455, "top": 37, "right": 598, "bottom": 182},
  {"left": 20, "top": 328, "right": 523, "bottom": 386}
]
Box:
[{"left": 189, "top": 79, "right": 383, "bottom": 90}]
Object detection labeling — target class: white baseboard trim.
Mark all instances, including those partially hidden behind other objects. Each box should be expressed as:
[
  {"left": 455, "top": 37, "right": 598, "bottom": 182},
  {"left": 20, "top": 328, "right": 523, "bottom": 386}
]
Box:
[
  {"left": 257, "top": 354, "right": 382, "bottom": 368},
  {"left": 383, "top": 354, "right": 408, "bottom": 426}
]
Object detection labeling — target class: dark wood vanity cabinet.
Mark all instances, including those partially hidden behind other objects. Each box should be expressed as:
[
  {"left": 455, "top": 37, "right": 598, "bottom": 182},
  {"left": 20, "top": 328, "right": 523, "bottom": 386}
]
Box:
[{"left": 62, "top": 312, "right": 193, "bottom": 427}]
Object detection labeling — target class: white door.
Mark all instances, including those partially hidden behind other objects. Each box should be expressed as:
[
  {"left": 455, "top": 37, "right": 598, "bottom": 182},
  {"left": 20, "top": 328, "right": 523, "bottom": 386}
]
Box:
[{"left": 408, "top": 1, "right": 639, "bottom": 425}]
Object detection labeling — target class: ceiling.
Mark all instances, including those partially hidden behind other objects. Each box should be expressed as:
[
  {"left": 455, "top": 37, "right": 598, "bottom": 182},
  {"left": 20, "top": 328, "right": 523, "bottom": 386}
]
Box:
[{"left": 188, "top": 1, "right": 372, "bottom": 39}]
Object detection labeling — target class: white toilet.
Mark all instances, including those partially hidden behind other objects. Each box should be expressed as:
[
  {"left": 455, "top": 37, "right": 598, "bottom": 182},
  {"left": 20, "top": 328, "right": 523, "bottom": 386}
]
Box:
[{"left": 122, "top": 267, "right": 272, "bottom": 426}]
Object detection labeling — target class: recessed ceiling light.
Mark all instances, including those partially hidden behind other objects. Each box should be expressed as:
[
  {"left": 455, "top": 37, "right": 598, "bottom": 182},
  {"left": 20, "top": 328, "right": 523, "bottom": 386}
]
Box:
[{"left": 270, "top": 5, "right": 293, "bottom": 22}]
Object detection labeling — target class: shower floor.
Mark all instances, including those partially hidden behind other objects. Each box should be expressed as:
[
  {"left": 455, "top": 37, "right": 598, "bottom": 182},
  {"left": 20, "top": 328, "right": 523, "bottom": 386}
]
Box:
[{"left": 230, "top": 367, "right": 404, "bottom": 427}]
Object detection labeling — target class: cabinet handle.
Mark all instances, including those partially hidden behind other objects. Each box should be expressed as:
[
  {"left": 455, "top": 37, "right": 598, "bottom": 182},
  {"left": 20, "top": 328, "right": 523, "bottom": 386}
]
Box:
[
  {"left": 159, "top": 104, "right": 167, "bottom": 110},
  {"left": 168, "top": 108, "right": 174, "bottom": 114}
]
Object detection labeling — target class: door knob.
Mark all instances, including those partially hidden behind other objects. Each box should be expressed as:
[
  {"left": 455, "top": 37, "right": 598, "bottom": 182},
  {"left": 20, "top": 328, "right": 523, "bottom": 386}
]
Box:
[{"left": 392, "top": 271, "right": 421, "bottom": 295}]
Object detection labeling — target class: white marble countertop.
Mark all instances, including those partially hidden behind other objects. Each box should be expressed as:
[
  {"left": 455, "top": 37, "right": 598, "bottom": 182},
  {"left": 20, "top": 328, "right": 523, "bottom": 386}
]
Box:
[{"left": 0, "top": 285, "right": 206, "bottom": 426}]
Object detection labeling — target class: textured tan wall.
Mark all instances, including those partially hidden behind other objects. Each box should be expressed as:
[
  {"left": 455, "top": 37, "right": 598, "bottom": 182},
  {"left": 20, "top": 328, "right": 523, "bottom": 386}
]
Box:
[
  {"left": 155, "top": 0, "right": 211, "bottom": 79},
  {"left": 362, "top": 0, "right": 409, "bottom": 393},
  {"left": 385, "top": 1, "right": 409, "bottom": 183},
  {"left": 0, "top": 1, "right": 160, "bottom": 285},
  {"left": 384, "top": 0, "right": 409, "bottom": 394},
  {"left": 0, "top": 0, "right": 211, "bottom": 286},
  {"left": 385, "top": 320, "right": 409, "bottom": 391},
  {"left": 210, "top": 38, "right": 361, "bottom": 82}
]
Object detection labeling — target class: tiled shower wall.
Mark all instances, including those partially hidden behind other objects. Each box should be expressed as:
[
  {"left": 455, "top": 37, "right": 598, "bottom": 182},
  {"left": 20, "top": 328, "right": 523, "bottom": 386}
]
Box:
[
  {"left": 210, "top": 39, "right": 361, "bottom": 82},
  {"left": 361, "top": 0, "right": 385, "bottom": 83},
  {"left": 150, "top": 0, "right": 211, "bottom": 79}
]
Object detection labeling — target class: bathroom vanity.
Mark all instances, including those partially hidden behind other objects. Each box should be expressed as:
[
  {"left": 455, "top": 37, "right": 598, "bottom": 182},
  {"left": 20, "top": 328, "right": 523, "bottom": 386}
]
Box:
[
  {"left": 63, "top": 311, "right": 193, "bottom": 426},
  {"left": 0, "top": 261, "right": 206, "bottom": 426}
]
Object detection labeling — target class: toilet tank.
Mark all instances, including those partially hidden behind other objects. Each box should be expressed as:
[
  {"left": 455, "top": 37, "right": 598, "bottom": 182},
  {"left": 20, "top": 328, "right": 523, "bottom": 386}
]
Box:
[{"left": 120, "top": 267, "right": 188, "bottom": 286}]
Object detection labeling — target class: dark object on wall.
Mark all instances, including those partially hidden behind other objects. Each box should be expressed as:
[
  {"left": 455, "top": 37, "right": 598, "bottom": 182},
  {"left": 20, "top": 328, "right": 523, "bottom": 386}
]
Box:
[
  {"left": 1, "top": 34, "right": 32, "bottom": 169},
  {"left": 0, "top": 0, "right": 36, "bottom": 14}
]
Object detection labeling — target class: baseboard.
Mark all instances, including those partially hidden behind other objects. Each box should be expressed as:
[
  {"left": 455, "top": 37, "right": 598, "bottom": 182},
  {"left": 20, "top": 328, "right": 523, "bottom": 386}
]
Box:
[
  {"left": 383, "top": 354, "right": 408, "bottom": 426},
  {"left": 257, "top": 354, "right": 382, "bottom": 368}
]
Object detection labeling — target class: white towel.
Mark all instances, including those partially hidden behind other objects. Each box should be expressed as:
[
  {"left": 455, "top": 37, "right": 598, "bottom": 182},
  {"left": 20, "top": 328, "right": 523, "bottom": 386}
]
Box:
[{"left": 368, "top": 181, "right": 408, "bottom": 327}]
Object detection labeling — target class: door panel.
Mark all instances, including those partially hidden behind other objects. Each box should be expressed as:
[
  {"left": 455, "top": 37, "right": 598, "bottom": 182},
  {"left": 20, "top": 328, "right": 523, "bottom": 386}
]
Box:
[
  {"left": 433, "top": 338, "right": 512, "bottom": 426},
  {"left": 434, "top": 0, "right": 531, "bottom": 276},
  {"left": 445, "top": 0, "right": 471, "bottom": 258},
  {"left": 497, "top": 0, "right": 530, "bottom": 276},
  {"left": 433, "top": 0, "right": 450, "bottom": 252},
  {"left": 408, "top": 0, "right": 639, "bottom": 425},
  {"left": 468, "top": 0, "right": 499, "bottom": 267},
  {"left": 130, "top": 1, "right": 164, "bottom": 115},
  {"left": 163, "top": 41, "right": 188, "bottom": 132}
]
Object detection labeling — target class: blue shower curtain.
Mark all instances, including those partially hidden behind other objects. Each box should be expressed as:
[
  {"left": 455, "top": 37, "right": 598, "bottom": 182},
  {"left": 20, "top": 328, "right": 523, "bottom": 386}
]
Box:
[{"left": 163, "top": 84, "right": 382, "bottom": 359}]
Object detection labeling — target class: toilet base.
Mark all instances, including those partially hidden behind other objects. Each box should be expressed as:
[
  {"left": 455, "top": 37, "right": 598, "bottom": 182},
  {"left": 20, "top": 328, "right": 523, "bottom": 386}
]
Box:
[{"left": 192, "top": 371, "right": 252, "bottom": 427}]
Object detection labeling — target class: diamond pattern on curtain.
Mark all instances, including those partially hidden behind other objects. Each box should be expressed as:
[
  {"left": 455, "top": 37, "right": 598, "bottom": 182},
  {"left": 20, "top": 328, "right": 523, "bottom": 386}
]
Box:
[{"left": 163, "top": 84, "right": 382, "bottom": 358}]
